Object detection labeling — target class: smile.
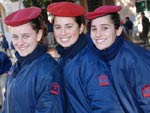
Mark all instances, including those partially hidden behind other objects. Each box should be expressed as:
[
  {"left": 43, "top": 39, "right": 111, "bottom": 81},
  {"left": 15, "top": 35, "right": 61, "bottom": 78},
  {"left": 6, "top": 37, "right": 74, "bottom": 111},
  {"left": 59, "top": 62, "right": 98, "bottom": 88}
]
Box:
[{"left": 95, "top": 38, "right": 106, "bottom": 43}]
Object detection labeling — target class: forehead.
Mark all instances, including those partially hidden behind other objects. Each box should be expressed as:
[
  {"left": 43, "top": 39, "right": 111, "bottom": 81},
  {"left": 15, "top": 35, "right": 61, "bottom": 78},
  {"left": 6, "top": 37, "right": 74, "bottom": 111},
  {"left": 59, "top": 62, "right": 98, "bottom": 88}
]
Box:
[
  {"left": 54, "top": 16, "right": 76, "bottom": 24},
  {"left": 11, "top": 23, "right": 33, "bottom": 33},
  {"left": 91, "top": 15, "right": 112, "bottom": 25}
]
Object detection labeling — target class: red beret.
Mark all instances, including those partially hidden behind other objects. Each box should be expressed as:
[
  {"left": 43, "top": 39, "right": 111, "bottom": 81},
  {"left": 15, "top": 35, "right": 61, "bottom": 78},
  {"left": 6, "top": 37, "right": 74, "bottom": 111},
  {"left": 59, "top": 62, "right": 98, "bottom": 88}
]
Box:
[
  {"left": 4, "top": 7, "right": 41, "bottom": 27},
  {"left": 86, "top": 5, "right": 122, "bottom": 20},
  {"left": 47, "top": 2, "right": 85, "bottom": 17}
]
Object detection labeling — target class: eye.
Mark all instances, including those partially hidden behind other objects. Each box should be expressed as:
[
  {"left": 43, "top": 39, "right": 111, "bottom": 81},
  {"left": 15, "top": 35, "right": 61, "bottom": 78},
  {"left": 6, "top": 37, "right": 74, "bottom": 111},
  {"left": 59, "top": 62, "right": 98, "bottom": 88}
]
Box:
[
  {"left": 66, "top": 25, "right": 73, "bottom": 29},
  {"left": 22, "top": 34, "right": 29, "bottom": 39},
  {"left": 91, "top": 27, "right": 97, "bottom": 32},
  {"left": 102, "top": 26, "right": 108, "bottom": 30},
  {"left": 54, "top": 25, "right": 61, "bottom": 30},
  {"left": 12, "top": 35, "right": 18, "bottom": 40}
]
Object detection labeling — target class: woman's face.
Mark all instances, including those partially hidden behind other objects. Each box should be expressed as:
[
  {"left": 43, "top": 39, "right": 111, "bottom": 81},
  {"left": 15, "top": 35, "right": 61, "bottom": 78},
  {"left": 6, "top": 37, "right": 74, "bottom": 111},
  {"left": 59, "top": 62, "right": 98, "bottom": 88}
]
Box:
[
  {"left": 11, "top": 23, "right": 42, "bottom": 57},
  {"left": 53, "top": 16, "right": 84, "bottom": 48},
  {"left": 90, "top": 15, "right": 122, "bottom": 50}
]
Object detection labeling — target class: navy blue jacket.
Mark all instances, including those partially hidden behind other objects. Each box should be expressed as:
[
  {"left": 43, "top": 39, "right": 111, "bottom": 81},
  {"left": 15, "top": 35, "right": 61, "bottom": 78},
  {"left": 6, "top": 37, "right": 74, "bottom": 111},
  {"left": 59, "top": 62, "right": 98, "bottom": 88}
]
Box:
[
  {"left": 0, "top": 52, "right": 12, "bottom": 75},
  {"left": 92, "top": 35, "right": 150, "bottom": 113},
  {"left": 1, "top": 45, "right": 65, "bottom": 113},
  {"left": 1, "top": 38, "right": 9, "bottom": 49},
  {"left": 56, "top": 34, "right": 123, "bottom": 113}
]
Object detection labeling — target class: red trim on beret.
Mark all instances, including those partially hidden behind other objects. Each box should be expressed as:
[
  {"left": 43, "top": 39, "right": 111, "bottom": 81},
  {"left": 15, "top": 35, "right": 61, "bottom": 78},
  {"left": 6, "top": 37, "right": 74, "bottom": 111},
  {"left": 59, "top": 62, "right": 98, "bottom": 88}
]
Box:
[
  {"left": 4, "top": 7, "right": 42, "bottom": 27},
  {"left": 47, "top": 2, "right": 85, "bottom": 17},
  {"left": 86, "top": 5, "right": 122, "bottom": 20}
]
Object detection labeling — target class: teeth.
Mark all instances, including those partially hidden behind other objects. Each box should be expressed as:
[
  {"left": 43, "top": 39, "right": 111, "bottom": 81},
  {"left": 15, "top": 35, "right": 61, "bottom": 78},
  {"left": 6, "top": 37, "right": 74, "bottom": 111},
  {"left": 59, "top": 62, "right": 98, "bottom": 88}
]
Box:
[
  {"left": 96, "top": 39, "right": 105, "bottom": 43},
  {"left": 18, "top": 47, "right": 26, "bottom": 51},
  {"left": 20, "top": 48, "right": 25, "bottom": 50},
  {"left": 61, "top": 38, "right": 69, "bottom": 42}
]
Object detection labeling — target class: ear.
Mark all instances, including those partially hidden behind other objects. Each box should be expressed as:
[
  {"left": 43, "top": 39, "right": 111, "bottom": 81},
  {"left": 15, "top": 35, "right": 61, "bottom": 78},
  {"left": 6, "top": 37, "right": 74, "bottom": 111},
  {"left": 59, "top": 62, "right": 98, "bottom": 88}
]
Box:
[
  {"left": 116, "top": 26, "right": 123, "bottom": 36},
  {"left": 79, "top": 24, "right": 85, "bottom": 34},
  {"left": 37, "top": 29, "right": 43, "bottom": 42}
]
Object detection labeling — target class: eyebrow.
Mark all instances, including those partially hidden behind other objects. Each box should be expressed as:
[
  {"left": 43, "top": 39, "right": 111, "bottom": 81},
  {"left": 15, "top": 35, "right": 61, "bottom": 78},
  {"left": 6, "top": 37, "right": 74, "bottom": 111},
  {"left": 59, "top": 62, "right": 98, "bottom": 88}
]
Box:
[
  {"left": 91, "top": 24, "right": 110, "bottom": 27},
  {"left": 12, "top": 34, "right": 17, "bottom": 36},
  {"left": 54, "top": 23, "right": 74, "bottom": 26},
  {"left": 12, "top": 32, "right": 31, "bottom": 36}
]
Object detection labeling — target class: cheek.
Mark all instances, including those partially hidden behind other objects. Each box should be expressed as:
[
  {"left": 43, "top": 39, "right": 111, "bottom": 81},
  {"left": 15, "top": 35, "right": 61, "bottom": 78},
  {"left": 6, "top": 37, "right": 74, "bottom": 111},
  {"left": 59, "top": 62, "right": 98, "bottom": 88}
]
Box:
[
  {"left": 12, "top": 40, "right": 17, "bottom": 46},
  {"left": 90, "top": 32, "right": 98, "bottom": 42},
  {"left": 71, "top": 29, "right": 80, "bottom": 38},
  {"left": 110, "top": 32, "right": 117, "bottom": 40},
  {"left": 90, "top": 32, "right": 95, "bottom": 38},
  {"left": 12, "top": 41, "right": 17, "bottom": 50},
  {"left": 53, "top": 30, "right": 60, "bottom": 37}
]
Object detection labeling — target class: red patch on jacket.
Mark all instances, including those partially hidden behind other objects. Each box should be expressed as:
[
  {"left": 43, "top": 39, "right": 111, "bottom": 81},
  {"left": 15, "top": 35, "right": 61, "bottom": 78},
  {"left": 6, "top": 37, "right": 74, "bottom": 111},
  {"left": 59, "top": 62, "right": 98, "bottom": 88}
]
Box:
[
  {"left": 50, "top": 82, "right": 60, "bottom": 95},
  {"left": 98, "top": 74, "right": 110, "bottom": 86},
  {"left": 142, "top": 85, "right": 150, "bottom": 98}
]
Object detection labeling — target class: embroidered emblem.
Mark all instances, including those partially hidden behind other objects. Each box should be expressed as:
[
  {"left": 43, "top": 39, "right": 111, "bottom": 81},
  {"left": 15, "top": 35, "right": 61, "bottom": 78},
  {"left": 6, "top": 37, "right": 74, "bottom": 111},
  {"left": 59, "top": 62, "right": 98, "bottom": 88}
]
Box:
[
  {"left": 50, "top": 82, "right": 60, "bottom": 95},
  {"left": 99, "top": 74, "right": 110, "bottom": 86},
  {"left": 142, "top": 85, "right": 150, "bottom": 98}
]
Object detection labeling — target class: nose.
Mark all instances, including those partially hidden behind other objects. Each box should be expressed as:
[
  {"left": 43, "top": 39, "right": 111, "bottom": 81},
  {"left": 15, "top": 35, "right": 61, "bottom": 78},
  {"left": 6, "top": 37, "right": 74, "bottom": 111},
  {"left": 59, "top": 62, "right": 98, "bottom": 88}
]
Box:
[
  {"left": 95, "top": 28, "right": 102, "bottom": 38},
  {"left": 17, "top": 38, "right": 24, "bottom": 46},
  {"left": 61, "top": 28, "right": 66, "bottom": 36}
]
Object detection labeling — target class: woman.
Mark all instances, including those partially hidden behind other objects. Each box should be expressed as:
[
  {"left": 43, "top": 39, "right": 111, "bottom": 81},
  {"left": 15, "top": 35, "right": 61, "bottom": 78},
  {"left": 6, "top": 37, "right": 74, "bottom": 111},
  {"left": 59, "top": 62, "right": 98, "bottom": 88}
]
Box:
[
  {"left": 2, "top": 7, "right": 64, "bottom": 113},
  {"left": 86, "top": 5, "right": 150, "bottom": 113},
  {"left": 47, "top": 2, "right": 123, "bottom": 113}
]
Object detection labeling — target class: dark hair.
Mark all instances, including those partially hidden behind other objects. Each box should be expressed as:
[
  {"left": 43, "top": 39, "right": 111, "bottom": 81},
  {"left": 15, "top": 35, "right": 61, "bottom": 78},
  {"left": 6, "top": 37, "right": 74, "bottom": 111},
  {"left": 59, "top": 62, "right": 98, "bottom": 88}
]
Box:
[
  {"left": 75, "top": 16, "right": 85, "bottom": 27},
  {"left": 30, "top": 15, "right": 48, "bottom": 47},
  {"left": 125, "top": 16, "right": 129, "bottom": 20},
  {"left": 86, "top": 21, "right": 91, "bottom": 33},
  {"left": 141, "top": 12, "right": 145, "bottom": 15},
  {"left": 109, "top": 13, "right": 121, "bottom": 29}
]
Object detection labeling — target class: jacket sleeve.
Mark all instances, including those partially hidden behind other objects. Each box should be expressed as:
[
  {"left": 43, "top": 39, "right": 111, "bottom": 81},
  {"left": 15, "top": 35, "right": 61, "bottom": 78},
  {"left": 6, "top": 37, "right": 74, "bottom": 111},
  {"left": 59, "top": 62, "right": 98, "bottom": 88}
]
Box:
[
  {"left": 0, "top": 52, "right": 12, "bottom": 75},
  {"left": 1, "top": 76, "right": 10, "bottom": 113},
  {"left": 1, "top": 94, "right": 6, "bottom": 113},
  {"left": 129, "top": 54, "right": 150, "bottom": 113},
  {"left": 85, "top": 60, "right": 123, "bottom": 113},
  {"left": 34, "top": 66, "right": 65, "bottom": 113}
]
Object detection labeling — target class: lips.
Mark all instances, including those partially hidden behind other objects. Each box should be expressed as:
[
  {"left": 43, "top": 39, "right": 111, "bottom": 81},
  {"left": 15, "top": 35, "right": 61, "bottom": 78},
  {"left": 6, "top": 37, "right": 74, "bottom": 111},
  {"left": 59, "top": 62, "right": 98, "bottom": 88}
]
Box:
[
  {"left": 17, "top": 46, "right": 27, "bottom": 51},
  {"left": 95, "top": 38, "right": 106, "bottom": 43},
  {"left": 60, "top": 37, "right": 70, "bottom": 43},
  {"left": 19, "top": 47, "right": 26, "bottom": 50}
]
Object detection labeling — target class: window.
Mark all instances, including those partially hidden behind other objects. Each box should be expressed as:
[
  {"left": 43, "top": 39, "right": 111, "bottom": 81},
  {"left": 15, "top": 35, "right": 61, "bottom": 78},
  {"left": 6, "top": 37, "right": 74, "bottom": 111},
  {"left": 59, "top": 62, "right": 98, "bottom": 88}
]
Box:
[{"left": 135, "top": 0, "right": 150, "bottom": 13}]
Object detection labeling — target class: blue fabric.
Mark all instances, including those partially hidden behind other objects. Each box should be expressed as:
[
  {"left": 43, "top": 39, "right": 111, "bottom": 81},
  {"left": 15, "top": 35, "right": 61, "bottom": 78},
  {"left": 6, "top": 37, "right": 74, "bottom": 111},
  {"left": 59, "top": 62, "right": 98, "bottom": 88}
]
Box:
[
  {"left": 1, "top": 45, "right": 65, "bottom": 113},
  {"left": 94, "top": 35, "right": 123, "bottom": 61},
  {"left": 1, "top": 38, "right": 9, "bottom": 49},
  {"left": 56, "top": 34, "right": 124, "bottom": 113},
  {"left": 124, "top": 20, "right": 133, "bottom": 30},
  {"left": 0, "top": 52, "right": 12, "bottom": 75},
  {"left": 91, "top": 34, "right": 150, "bottom": 113}
]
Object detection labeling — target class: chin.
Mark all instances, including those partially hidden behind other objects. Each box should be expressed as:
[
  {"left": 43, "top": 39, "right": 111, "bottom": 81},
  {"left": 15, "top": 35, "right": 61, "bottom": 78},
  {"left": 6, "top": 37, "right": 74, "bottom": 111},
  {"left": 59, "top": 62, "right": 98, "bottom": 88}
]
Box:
[
  {"left": 96, "top": 46, "right": 106, "bottom": 50},
  {"left": 61, "top": 42, "right": 73, "bottom": 48},
  {"left": 20, "top": 54, "right": 28, "bottom": 57}
]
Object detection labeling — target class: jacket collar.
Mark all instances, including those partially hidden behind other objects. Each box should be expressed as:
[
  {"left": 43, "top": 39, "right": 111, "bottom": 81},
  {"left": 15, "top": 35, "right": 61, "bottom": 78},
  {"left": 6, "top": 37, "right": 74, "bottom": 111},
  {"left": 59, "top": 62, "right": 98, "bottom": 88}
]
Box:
[
  {"left": 13, "top": 44, "right": 47, "bottom": 76},
  {"left": 91, "top": 35, "right": 124, "bottom": 61}
]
